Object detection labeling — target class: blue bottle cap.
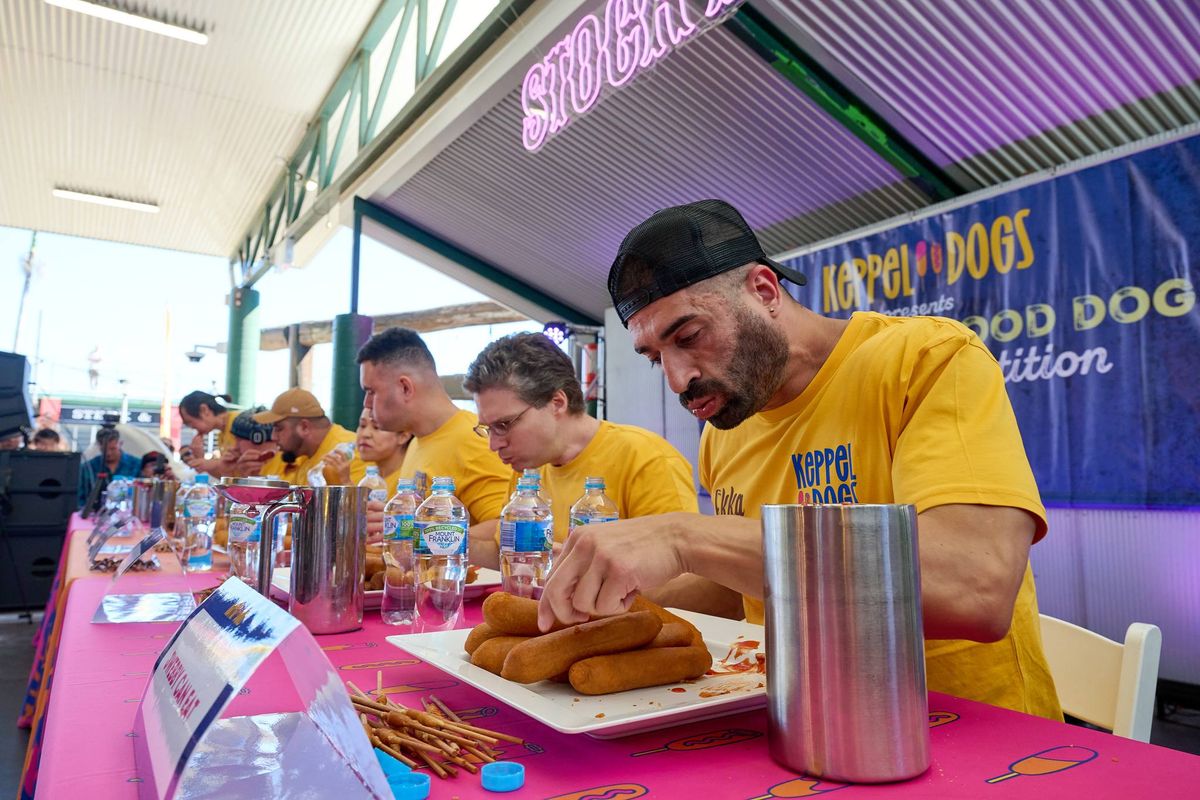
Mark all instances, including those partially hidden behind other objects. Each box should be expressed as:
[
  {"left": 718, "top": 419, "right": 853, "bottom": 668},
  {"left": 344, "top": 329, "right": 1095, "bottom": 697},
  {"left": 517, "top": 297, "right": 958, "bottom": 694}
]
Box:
[
  {"left": 389, "top": 771, "right": 430, "bottom": 799},
  {"left": 481, "top": 761, "right": 525, "bottom": 792},
  {"left": 374, "top": 748, "right": 412, "bottom": 779}
]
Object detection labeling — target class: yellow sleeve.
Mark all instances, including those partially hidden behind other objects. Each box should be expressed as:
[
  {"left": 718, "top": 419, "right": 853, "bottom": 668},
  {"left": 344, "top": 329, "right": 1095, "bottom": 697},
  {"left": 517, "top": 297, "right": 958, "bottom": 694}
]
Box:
[
  {"left": 894, "top": 338, "right": 1048, "bottom": 541},
  {"left": 625, "top": 455, "right": 699, "bottom": 517},
  {"left": 219, "top": 413, "right": 238, "bottom": 453},
  {"left": 455, "top": 448, "right": 512, "bottom": 525}
]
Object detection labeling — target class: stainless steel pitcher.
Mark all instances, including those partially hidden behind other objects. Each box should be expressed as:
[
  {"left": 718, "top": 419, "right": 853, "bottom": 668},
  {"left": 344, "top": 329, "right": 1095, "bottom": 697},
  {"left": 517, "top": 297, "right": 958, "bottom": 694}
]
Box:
[
  {"left": 132, "top": 478, "right": 154, "bottom": 524},
  {"left": 268, "top": 485, "right": 368, "bottom": 635},
  {"left": 761, "top": 503, "right": 929, "bottom": 783},
  {"left": 149, "top": 479, "right": 178, "bottom": 530}
]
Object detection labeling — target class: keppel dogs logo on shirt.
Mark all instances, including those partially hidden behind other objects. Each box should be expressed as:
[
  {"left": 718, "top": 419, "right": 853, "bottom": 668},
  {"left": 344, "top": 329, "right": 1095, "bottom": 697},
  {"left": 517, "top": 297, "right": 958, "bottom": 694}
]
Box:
[{"left": 793, "top": 442, "right": 859, "bottom": 504}]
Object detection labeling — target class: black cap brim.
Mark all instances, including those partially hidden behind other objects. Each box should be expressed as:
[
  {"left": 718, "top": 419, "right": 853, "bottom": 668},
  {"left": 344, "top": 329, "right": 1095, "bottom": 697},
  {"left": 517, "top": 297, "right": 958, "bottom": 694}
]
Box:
[{"left": 763, "top": 257, "right": 807, "bottom": 287}]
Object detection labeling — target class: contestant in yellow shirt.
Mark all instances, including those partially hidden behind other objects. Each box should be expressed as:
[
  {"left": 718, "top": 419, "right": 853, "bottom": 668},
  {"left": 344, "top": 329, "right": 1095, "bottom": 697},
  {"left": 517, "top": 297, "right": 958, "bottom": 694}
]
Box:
[
  {"left": 320, "top": 408, "right": 413, "bottom": 542},
  {"left": 541, "top": 199, "right": 1061, "bottom": 720},
  {"left": 357, "top": 328, "right": 510, "bottom": 529},
  {"left": 179, "top": 390, "right": 238, "bottom": 476},
  {"left": 462, "top": 333, "right": 709, "bottom": 586},
  {"left": 254, "top": 388, "right": 361, "bottom": 485}
]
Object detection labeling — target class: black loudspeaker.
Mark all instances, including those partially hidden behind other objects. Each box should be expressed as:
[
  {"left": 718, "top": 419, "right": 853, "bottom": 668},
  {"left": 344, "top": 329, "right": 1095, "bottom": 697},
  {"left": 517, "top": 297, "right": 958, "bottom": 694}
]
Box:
[
  {"left": 0, "top": 351, "right": 33, "bottom": 436},
  {"left": 0, "top": 351, "right": 28, "bottom": 390},
  {"left": 0, "top": 531, "right": 63, "bottom": 609},
  {"left": 0, "top": 452, "right": 81, "bottom": 532}
]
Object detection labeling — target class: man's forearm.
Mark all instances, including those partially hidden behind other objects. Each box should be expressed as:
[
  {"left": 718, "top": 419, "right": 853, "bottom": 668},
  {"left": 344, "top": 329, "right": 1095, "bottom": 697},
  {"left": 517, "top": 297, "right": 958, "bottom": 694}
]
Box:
[
  {"left": 469, "top": 520, "right": 500, "bottom": 570},
  {"left": 644, "top": 573, "right": 746, "bottom": 619},
  {"left": 669, "top": 513, "right": 764, "bottom": 600}
]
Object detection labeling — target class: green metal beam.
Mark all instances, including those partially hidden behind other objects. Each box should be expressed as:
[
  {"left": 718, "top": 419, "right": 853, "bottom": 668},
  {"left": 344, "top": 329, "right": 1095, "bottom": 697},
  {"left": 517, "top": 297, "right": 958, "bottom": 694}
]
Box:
[
  {"left": 355, "top": 197, "right": 600, "bottom": 327},
  {"left": 725, "top": 5, "right": 964, "bottom": 202}
]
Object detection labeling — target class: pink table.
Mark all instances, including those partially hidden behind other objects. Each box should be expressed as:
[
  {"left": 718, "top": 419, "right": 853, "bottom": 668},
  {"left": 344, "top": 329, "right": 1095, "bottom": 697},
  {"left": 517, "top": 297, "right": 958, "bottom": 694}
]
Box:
[{"left": 34, "top": 577, "right": 1200, "bottom": 799}]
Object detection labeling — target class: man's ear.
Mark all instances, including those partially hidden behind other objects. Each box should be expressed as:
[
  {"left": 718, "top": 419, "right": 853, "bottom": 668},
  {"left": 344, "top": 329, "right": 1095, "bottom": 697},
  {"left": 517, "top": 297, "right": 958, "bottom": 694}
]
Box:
[{"left": 746, "top": 264, "right": 783, "bottom": 310}]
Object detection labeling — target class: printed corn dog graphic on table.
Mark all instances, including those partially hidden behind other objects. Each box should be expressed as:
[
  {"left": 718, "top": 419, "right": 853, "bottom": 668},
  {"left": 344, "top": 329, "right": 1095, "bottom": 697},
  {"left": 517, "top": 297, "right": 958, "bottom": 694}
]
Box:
[{"left": 464, "top": 592, "right": 713, "bottom": 694}]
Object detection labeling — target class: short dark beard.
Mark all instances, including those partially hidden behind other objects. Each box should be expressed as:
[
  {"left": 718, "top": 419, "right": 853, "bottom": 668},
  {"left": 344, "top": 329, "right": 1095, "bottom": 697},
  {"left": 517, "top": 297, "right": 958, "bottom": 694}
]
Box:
[
  {"left": 281, "top": 451, "right": 297, "bottom": 464},
  {"left": 678, "top": 305, "right": 789, "bottom": 430}
]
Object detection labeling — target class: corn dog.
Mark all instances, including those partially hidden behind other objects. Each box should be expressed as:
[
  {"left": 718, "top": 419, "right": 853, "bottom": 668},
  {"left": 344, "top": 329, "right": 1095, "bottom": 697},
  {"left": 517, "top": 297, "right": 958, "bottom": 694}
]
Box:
[
  {"left": 470, "top": 635, "right": 531, "bottom": 675},
  {"left": 647, "top": 622, "right": 693, "bottom": 649},
  {"left": 629, "top": 595, "right": 704, "bottom": 646},
  {"left": 464, "top": 623, "right": 503, "bottom": 655},
  {"left": 482, "top": 591, "right": 569, "bottom": 635},
  {"left": 568, "top": 645, "right": 713, "bottom": 695},
  {"left": 501, "top": 611, "right": 662, "bottom": 684}
]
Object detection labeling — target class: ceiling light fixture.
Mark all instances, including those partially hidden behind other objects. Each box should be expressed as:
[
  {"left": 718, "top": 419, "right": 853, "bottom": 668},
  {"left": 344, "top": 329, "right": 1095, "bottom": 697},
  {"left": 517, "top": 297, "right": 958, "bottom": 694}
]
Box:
[
  {"left": 44, "top": 0, "right": 208, "bottom": 46},
  {"left": 52, "top": 188, "right": 159, "bottom": 214}
]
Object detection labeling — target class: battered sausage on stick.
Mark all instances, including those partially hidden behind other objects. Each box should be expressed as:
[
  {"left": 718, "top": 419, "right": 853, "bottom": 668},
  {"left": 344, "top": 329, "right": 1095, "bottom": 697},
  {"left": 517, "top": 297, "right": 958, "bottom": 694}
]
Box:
[
  {"left": 464, "top": 623, "right": 503, "bottom": 654},
  {"left": 470, "top": 635, "right": 531, "bottom": 675},
  {"left": 501, "top": 611, "right": 662, "bottom": 683},
  {"left": 629, "top": 595, "right": 704, "bottom": 646},
  {"left": 568, "top": 645, "right": 713, "bottom": 695},
  {"left": 647, "top": 622, "right": 693, "bottom": 649},
  {"left": 483, "top": 592, "right": 569, "bottom": 636}
]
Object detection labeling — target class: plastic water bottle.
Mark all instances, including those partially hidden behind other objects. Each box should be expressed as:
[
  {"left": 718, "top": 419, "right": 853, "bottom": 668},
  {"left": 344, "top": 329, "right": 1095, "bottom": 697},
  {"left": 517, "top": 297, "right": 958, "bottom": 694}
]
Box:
[
  {"left": 414, "top": 476, "right": 468, "bottom": 627},
  {"left": 308, "top": 442, "right": 356, "bottom": 486},
  {"left": 569, "top": 476, "right": 619, "bottom": 536},
  {"left": 227, "top": 500, "right": 261, "bottom": 588},
  {"left": 380, "top": 478, "right": 422, "bottom": 626},
  {"left": 359, "top": 465, "right": 389, "bottom": 503},
  {"left": 499, "top": 471, "right": 553, "bottom": 598},
  {"left": 178, "top": 474, "right": 215, "bottom": 571}
]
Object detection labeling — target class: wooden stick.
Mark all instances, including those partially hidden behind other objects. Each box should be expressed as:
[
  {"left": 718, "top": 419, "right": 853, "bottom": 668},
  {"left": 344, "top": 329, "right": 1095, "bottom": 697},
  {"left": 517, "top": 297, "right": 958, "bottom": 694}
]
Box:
[
  {"left": 376, "top": 741, "right": 419, "bottom": 769},
  {"left": 415, "top": 748, "right": 450, "bottom": 779},
  {"left": 376, "top": 670, "right": 384, "bottom": 700},
  {"left": 462, "top": 743, "right": 496, "bottom": 763},
  {"left": 427, "top": 694, "right": 464, "bottom": 723}
]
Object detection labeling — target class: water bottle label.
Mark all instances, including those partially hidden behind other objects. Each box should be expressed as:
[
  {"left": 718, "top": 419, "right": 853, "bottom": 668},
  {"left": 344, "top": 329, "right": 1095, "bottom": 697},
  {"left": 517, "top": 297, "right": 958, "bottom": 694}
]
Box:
[
  {"left": 570, "top": 514, "right": 618, "bottom": 528},
  {"left": 384, "top": 513, "right": 415, "bottom": 542},
  {"left": 228, "top": 514, "right": 259, "bottom": 542},
  {"left": 500, "top": 520, "right": 553, "bottom": 553},
  {"left": 185, "top": 498, "right": 214, "bottom": 518},
  {"left": 416, "top": 521, "right": 467, "bottom": 556},
  {"left": 368, "top": 489, "right": 388, "bottom": 503}
]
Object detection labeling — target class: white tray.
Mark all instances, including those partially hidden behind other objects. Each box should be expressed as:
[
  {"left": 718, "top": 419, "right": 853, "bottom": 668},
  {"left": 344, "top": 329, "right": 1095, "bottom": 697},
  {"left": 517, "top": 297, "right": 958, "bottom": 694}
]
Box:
[
  {"left": 270, "top": 567, "right": 501, "bottom": 610},
  {"left": 386, "top": 609, "right": 766, "bottom": 738}
]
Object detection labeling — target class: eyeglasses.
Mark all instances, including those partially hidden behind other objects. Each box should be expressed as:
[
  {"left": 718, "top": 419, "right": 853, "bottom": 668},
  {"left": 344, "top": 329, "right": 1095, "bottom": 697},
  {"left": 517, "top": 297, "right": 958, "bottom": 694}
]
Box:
[{"left": 473, "top": 405, "right": 533, "bottom": 439}]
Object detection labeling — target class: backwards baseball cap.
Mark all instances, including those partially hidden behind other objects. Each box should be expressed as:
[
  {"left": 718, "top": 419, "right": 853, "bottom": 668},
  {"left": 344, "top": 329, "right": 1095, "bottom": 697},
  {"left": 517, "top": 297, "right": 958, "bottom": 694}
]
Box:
[
  {"left": 230, "top": 409, "right": 274, "bottom": 444},
  {"left": 608, "top": 199, "right": 807, "bottom": 326},
  {"left": 253, "top": 388, "right": 326, "bottom": 424}
]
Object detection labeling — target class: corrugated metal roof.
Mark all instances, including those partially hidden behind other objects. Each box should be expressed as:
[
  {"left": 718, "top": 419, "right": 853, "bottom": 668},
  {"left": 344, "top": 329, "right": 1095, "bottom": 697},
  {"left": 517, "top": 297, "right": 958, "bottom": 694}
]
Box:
[
  {"left": 383, "top": 24, "right": 931, "bottom": 319},
  {"left": 767, "top": 0, "right": 1200, "bottom": 186},
  {"left": 0, "top": 0, "right": 380, "bottom": 255}
]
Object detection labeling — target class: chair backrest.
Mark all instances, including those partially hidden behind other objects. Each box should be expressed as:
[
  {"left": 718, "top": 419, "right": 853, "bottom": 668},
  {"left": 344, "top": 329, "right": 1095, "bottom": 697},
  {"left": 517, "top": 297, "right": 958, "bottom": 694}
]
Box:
[{"left": 1038, "top": 614, "right": 1162, "bottom": 742}]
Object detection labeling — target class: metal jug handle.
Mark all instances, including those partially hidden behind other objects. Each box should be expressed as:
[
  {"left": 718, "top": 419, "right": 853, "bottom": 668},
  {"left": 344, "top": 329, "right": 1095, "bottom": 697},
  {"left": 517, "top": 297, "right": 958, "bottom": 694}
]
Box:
[{"left": 258, "top": 499, "right": 305, "bottom": 598}]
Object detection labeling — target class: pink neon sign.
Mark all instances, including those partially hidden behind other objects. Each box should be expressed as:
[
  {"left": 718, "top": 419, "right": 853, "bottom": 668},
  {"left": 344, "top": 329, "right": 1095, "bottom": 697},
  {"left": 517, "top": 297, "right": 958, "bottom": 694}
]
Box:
[{"left": 521, "top": 0, "right": 745, "bottom": 152}]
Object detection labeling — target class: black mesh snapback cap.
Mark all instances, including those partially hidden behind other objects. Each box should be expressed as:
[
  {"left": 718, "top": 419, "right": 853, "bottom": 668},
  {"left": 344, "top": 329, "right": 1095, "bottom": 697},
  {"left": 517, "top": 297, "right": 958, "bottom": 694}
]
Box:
[{"left": 608, "top": 199, "right": 807, "bottom": 326}]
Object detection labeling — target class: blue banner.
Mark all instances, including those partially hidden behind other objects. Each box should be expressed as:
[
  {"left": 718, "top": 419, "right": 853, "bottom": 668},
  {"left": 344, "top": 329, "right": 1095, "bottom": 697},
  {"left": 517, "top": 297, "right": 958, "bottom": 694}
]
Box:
[{"left": 784, "top": 135, "right": 1200, "bottom": 507}]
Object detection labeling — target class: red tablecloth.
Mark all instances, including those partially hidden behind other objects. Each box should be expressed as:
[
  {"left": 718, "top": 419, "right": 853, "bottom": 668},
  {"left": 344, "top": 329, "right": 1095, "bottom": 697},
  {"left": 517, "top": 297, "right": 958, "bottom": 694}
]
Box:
[{"left": 31, "top": 576, "right": 1200, "bottom": 799}]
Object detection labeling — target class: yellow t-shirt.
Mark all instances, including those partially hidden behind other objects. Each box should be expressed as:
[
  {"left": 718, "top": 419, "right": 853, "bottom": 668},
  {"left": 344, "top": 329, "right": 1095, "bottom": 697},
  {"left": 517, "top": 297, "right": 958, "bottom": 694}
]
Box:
[
  {"left": 400, "top": 409, "right": 509, "bottom": 524},
  {"left": 504, "top": 420, "right": 698, "bottom": 542},
  {"left": 217, "top": 413, "right": 238, "bottom": 454},
  {"left": 259, "top": 424, "right": 363, "bottom": 485},
  {"left": 699, "top": 312, "right": 1061, "bottom": 720}
]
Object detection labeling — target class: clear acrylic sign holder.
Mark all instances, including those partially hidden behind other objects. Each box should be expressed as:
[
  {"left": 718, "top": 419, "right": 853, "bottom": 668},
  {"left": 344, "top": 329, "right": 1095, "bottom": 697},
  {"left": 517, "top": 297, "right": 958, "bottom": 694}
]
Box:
[
  {"left": 131, "top": 577, "right": 389, "bottom": 799},
  {"left": 93, "top": 501, "right": 197, "bottom": 624}
]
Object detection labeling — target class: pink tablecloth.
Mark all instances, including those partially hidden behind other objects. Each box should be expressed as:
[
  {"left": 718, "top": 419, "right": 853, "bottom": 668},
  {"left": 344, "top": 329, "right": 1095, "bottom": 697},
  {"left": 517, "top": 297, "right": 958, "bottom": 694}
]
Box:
[{"left": 34, "top": 576, "right": 1200, "bottom": 799}]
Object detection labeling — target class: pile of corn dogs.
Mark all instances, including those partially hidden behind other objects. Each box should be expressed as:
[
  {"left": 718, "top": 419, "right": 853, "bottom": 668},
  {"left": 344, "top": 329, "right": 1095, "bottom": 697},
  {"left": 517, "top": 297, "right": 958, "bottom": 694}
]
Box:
[{"left": 465, "top": 592, "right": 713, "bottom": 694}]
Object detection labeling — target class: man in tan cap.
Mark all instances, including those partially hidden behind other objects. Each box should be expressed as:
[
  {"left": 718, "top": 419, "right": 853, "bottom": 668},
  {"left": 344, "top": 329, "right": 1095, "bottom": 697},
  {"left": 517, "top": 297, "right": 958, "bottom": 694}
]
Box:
[{"left": 253, "top": 388, "right": 362, "bottom": 485}]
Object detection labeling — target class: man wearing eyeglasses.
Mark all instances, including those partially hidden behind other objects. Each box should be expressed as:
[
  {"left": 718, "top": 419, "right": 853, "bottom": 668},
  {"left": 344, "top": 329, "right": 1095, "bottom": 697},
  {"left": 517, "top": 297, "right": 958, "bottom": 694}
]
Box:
[
  {"left": 357, "top": 327, "right": 510, "bottom": 530},
  {"left": 464, "top": 332, "right": 743, "bottom": 618}
]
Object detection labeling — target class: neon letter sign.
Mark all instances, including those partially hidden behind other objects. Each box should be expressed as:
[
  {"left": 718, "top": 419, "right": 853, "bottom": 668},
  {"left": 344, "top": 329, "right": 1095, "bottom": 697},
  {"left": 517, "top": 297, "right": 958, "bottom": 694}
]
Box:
[{"left": 521, "top": 0, "right": 744, "bottom": 152}]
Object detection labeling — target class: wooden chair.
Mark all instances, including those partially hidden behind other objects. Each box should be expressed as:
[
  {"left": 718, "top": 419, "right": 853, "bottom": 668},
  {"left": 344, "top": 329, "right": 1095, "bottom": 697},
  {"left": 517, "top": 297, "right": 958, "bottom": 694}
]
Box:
[{"left": 1039, "top": 614, "right": 1162, "bottom": 742}]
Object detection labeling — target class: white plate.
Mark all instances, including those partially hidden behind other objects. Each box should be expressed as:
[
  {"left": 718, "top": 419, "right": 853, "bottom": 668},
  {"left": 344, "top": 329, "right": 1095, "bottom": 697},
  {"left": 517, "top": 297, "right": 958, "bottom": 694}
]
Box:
[
  {"left": 270, "top": 567, "right": 501, "bottom": 610},
  {"left": 386, "top": 610, "right": 766, "bottom": 738}
]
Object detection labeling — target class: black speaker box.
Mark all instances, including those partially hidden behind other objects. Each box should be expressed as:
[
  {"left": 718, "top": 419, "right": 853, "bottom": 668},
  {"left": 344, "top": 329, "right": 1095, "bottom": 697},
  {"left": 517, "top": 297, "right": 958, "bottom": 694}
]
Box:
[
  {"left": 0, "top": 452, "right": 81, "bottom": 532},
  {"left": 0, "top": 530, "right": 64, "bottom": 609},
  {"left": 0, "top": 351, "right": 29, "bottom": 392}
]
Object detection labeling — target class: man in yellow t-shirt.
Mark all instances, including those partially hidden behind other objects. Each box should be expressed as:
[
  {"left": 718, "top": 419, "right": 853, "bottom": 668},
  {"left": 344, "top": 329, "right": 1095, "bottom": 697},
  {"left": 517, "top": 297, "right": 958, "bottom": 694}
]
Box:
[
  {"left": 254, "top": 388, "right": 362, "bottom": 485},
  {"left": 461, "top": 333, "right": 738, "bottom": 615},
  {"left": 357, "top": 328, "right": 510, "bottom": 530},
  {"left": 540, "top": 199, "right": 1062, "bottom": 720}
]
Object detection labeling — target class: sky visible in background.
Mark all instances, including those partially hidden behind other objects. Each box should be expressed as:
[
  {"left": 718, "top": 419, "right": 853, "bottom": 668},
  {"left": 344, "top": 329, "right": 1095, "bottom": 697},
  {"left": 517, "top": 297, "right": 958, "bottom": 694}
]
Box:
[{"left": 0, "top": 224, "right": 540, "bottom": 413}]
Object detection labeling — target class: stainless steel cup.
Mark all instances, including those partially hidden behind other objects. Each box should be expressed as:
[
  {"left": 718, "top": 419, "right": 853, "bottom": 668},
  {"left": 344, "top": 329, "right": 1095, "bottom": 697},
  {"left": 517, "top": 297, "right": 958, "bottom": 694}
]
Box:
[
  {"left": 285, "top": 485, "right": 367, "bottom": 634},
  {"left": 762, "top": 503, "right": 929, "bottom": 783},
  {"left": 149, "top": 479, "right": 178, "bottom": 530},
  {"left": 132, "top": 478, "right": 154, "bottom": 524}
]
